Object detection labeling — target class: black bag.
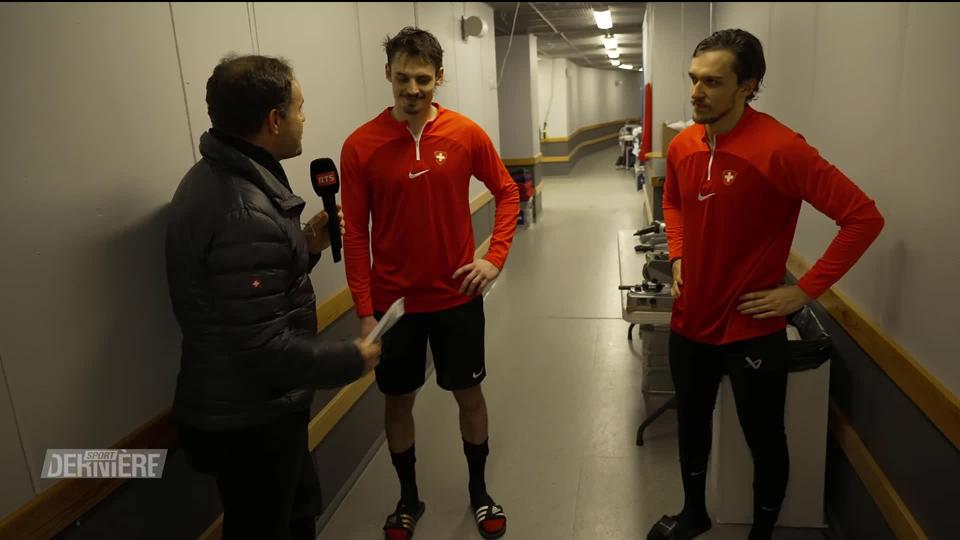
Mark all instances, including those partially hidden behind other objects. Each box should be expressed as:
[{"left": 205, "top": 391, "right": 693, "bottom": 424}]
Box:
[{"left": 786, "top": 306, "right": 832, "bottom": 372}]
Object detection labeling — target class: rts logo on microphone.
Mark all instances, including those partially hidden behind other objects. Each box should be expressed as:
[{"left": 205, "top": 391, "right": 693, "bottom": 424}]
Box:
[{"left": 313, "top": 171, "right": 337, "bottom": 187}]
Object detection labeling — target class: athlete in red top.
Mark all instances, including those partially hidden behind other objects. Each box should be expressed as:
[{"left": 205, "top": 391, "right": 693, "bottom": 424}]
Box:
[
  {"left": 663, "top": 99, "right": 884, "bottom": 346},
  {"left": 341, "top": 105, "right": 519, "bottom": 317},
  {"left": 340, "top": 27, "right": 516, "bottom": 540},
  {"left": 647, "top": 30, "right": 883, "bottom": 540}
]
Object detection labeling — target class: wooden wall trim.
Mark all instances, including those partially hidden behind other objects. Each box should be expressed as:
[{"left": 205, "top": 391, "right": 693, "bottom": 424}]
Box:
[
  {"left": 541, "top": 117, "right": 640, "bottom": 143},
  {"left": 470, "top": 191, "right": 494, "bottom": 214},
  {"left": 787, "top": 253, "right": 960, "bottom": 449},
  {"left": 315, "top": 287, "right": 355, "bottom": 333},
  {"left": 541, "top": 133, "right": 619, "bottom": 164},
  {"left": 501, "top": 154, "right": 542, "bottom": 167},
  {"left": 0, "top": 410, "right": 177, "bottom": 540},
  {"left": 829, "top": 403, "right": 928, "bottom": 540}
]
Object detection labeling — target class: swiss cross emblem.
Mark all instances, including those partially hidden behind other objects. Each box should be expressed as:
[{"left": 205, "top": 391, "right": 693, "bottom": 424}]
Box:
[
  {"left": 722, "top": 170, "right": 737, "bottom": 186},
  {"left": 434, "top": 150, "right": 447, "bottom": 165},
  {"left": 251, "top": 279, "right": 261, "bottom": 288}
]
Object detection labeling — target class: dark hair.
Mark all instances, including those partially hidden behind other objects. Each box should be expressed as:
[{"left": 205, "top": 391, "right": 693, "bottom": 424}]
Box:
[
  {"left": 383, "top": 27, "right": 444, "bottom": 73},
  {"left": 693, "top": 29, "right": 765, "bottom": 102},
  {"left": 206, "top": 54, "right": 294, "bottom": 137}
]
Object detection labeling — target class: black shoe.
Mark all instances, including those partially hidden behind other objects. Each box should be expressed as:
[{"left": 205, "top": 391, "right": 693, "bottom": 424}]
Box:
[{"left": 646, "top": 513, "right": 712, "bottom": 540}]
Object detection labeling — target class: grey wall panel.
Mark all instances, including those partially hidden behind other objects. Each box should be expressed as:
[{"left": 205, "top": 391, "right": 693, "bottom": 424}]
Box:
[
  {"left": 496, "top": 34, "right": 538, "bottom": 160},
  {"left": 358, "top": 3, "right": 417, "bottom": 119},
  {"left": 170, "top": 2, "right": 256, "bottom": 155},
  {"left": 825, "top": 438, "right": 896, "bottom": 540},
  {"left": 882, "top": 2, "right": 960, "bottom": 393},
  {"left": 762, "top": 3, "right": 817, "bottom": 136},
  {"left": 648, "top": 2, "right": 710, "bottom": 152},
  {"left": 0, "top": 353, "right": 34, "bottom": 517},
  {"left": 457, "top": 3, "right": 502, "bottom": 153},
  {"left": 538, "top": 58, "right": 569, "bottom": 139},
  {"left": 471, "top": 201, "right": 493, "bottom": 250},
  {"left": 804, "top": 297, "right": 960, "bottom": 540},
  {"left": 0, "top": 2, "right": 193, "bottom": 492},
  {"left": 679, "top": 3, "right": 711, "bottom": 123},
  {"left": 54, "top": 447, "right": 221, "bottom": 539},
  {"left": 252, "top": 2, "right": 369, "bottom": 303},
  {"left": 415, "top": 1, "right": 461, "bottom": 113},
  {"left": 313, "top": 380, "right": 385, "bottom": 531}
]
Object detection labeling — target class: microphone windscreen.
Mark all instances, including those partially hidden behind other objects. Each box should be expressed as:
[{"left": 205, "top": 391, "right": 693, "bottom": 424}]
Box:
[{"left": 309, "top": 158, "right": 339, "bottom": 196}]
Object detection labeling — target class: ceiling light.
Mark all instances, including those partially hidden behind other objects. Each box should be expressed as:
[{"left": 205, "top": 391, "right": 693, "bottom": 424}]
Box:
[
  {"left": 610, "top": 59, "right": 621, "bottom": 66},
  {"left": 603, "top": 36, "right": 618, "bottom": 49},
  {"left": 638, "top": 67, "right": 644, "bottom": 72},
  {"left": 606, "top": 49, "right": 620, "bottom": 59},
  {"left": 618, "top": 64, "right": 634, "bottom": 70},
  {"left": 593, "top": 8, "right": 613, "bottom": 30}
]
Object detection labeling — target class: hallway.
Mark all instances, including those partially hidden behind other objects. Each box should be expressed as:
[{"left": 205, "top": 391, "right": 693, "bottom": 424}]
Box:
[{"left": 318, "top": 147, "right": 826, "bottom": 540}]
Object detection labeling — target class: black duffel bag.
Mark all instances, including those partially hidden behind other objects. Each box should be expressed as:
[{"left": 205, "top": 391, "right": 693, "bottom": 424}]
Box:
[{"left": 786, "top": 306, "right": 832, "bottom": 372}]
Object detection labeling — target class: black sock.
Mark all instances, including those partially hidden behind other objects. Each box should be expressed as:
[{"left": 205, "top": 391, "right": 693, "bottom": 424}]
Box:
[
  {"left": 390, "top": 445, "right": 419, "bottom": 508},
  {"left": 748, "top": 504, "right": 780, "bottom": 540},
  {"left": 463, "top": 438, "right": 492, "bottom": 508},
  {"left": 680, "top": 469, "right": 709, "bottom": 520}
]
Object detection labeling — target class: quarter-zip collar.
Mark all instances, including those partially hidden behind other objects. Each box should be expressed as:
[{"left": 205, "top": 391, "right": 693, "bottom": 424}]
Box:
[
  {"left": 698, "top": 106, "right": 756, "bottom": 184},
  {"left": 383, "top": 103, "right": 445, "bottom": 161}
]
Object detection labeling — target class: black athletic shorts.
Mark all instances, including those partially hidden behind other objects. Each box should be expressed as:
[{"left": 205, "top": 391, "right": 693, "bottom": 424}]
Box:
[{"left": 374, "top": 297, "right": 486, "bottom": 395}]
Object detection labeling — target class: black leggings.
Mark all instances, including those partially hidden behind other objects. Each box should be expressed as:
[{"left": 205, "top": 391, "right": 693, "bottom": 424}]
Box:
[{"left": 670, "top": 330, "right": 790, "bottom": 512}]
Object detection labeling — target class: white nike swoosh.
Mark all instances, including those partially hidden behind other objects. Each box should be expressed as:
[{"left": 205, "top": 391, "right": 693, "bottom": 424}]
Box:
[
  {"left": 408, "top": 169, "right": 430, "bottom": 179},
  {"left": 697, "top": 192, "right": 716, "bottom": 201},
  {"left": 472, "top": 369, "right": 484, "bottom": 379}
]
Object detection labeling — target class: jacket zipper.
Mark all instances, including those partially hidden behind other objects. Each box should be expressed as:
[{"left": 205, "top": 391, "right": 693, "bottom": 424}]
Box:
[
  {"left": 707, "top": 134, "right": 717, "bottom": 182},
  {"left": 408, "top": 126, "right": 422, "bottom": 161}
]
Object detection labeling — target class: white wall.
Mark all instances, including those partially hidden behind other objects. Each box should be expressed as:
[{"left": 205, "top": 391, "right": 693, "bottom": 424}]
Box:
[
  {"left": 0, "top": 1, "right": 502, "bottom": 517},
  {"left": 713, "top": 2, "right": 960, "bottom": 394},
  {"left": 565, "top": 62, "right": 644, "bottom": 136},
  {"left": 538, "top": 57, "right": 569, "bottom": 139},
  {"left": 644, "top": 2, "right": 711, "bottom": 152},
  {"left": 496, "top": 34, "right": 539, "bottom": 158}
]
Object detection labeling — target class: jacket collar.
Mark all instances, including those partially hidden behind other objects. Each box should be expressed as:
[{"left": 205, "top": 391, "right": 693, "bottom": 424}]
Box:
[
  {"left": 199, "top": 130, "right": 305, "bottom": 213},
  {"left": 380, "top": 102, "right": 446, "bottom": 133},
  {"left": 699, "top": 104, "right": 756, "bottom": 144}
]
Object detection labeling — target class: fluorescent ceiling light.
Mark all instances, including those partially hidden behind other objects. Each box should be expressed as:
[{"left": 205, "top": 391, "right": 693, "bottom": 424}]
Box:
[
  {"left": 618, "top": 64, "right": 634, "bottom": 70},
  {"left": 611, "top": 59, "right": 621, "bottom": 66},
  {"left": 593, "top": 9, "right": 613, "bottom": 30},
  {"left": 603, "top": 36, "right": 618, "bottom": 49},
  {"left": 606, "top": 49, "right": 620, "bottom": 59},
  {"left": 638, "top": 67, "right": 644, "bottom": 72}
]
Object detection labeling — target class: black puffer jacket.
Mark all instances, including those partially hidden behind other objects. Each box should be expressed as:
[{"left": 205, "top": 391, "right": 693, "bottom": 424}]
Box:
[{"left": 166, "top": 131, "right": 363, "bottom": 430}]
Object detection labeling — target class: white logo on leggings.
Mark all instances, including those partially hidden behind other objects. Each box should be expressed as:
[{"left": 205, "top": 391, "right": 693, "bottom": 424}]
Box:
[
  {"left": 472, "top": 368, "right": 484, "bottom": 379},
  {"left": 745, "top": 356, "right": 763, "bottom": 369}
]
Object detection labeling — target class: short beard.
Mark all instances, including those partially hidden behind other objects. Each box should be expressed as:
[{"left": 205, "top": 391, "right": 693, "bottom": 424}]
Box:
[{"left": 692, "top": 111, "right": 720, "bottom": 125}]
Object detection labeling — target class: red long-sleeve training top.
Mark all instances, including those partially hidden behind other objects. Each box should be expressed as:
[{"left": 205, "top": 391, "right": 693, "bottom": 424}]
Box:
[
  {"left": 663, "top": 106, "right": 884, "bottom": 345},
  {"left": 341, "top": 104, "right": 520, "bottom": 317}
]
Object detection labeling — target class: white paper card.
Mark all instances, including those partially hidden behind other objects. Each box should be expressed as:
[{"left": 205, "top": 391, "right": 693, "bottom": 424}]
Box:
[{"left": 364, "top": 297, "right": 405, "bottom": 345}]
